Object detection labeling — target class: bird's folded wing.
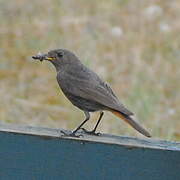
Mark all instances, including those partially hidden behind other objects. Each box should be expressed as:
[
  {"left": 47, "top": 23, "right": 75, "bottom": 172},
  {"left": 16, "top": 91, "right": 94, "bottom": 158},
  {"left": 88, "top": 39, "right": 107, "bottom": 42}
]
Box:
[{"left": 80, "top": 82, "right": 133, "bottom": 116}]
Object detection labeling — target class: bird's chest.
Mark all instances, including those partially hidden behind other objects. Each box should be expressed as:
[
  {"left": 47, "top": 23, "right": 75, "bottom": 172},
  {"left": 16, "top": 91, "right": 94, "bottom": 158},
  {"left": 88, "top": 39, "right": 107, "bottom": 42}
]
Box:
[{"left": 56, "top": 70, "right": 83, "bottom": 97}]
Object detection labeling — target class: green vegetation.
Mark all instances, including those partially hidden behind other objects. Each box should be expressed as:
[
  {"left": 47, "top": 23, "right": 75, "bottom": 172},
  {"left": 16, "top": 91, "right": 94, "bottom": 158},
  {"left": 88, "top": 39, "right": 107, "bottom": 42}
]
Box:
[{"left": 0, "top": 0, "right": 179, "bottom": 140}]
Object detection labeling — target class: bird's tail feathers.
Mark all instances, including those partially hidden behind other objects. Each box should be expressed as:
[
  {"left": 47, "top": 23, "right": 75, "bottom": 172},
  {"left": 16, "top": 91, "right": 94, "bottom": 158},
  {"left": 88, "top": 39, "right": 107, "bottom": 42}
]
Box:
[{"left": 111, "top": 110, "right": 151, "bottom": 138}]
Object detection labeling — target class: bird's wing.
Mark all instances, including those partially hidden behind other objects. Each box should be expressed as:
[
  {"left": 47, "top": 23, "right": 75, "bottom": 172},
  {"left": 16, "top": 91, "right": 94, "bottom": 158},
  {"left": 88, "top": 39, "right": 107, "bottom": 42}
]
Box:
[
  {"left": 82, "top": 80, "right": 133, "bottom": 115},
  {"left": 57, "top": 65, "right": 133, "bottom": 116}
]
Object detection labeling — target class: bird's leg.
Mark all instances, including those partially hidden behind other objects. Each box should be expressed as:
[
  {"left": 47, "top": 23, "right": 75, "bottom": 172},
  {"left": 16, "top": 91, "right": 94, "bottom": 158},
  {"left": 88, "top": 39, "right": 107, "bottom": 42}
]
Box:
[
  {"left": 72, "top": 111, "right": 90, "bottom": 134},
  {"left": 80, "top": 111, "right": 104, "bottom": 136}
]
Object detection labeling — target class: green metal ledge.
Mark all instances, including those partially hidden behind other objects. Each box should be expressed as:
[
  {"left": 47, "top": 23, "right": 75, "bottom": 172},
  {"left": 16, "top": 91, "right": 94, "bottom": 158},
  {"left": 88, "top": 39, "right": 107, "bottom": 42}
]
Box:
[{"left": 0, "top": 123, "right": 180, "bottom": 180}]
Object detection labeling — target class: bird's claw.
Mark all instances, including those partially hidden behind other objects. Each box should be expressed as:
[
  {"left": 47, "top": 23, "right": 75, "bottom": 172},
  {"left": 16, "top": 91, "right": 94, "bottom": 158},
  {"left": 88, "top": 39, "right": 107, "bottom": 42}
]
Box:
[
  {"left": 80, "top": 128, "right": 101, "bottom": 136},
  {"left": 60, "top": 130, "right": 82, "bottom": 138}
]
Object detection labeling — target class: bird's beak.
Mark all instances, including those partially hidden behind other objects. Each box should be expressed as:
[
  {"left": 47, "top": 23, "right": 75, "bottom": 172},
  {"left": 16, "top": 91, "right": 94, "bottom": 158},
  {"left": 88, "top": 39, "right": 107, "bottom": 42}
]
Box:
[
  {"left": 32, "top": 53, "right": 55, "bottom": 61},
  {"left": 45, "top": 56, "right": 56, "bottom": 61}
]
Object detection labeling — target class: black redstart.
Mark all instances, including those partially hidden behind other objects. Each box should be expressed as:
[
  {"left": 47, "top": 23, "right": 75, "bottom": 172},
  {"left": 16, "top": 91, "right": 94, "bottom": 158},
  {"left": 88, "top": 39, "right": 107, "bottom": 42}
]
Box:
[{"left": 32, "top": 49, "right": 151, "bottom": 137}]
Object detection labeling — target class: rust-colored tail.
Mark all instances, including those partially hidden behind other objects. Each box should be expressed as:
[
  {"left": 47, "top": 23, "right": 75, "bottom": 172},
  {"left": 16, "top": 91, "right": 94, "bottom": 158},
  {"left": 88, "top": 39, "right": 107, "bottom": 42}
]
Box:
[{"left": 111, "top": 110, "right": 151, "bottom": 138}]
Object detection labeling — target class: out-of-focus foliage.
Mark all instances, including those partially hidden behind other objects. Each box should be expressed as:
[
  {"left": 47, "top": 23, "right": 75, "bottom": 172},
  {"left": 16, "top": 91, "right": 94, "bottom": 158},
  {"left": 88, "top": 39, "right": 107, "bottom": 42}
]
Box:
[{"left": 0, "top": 0, "right": 179, "bottom": 140}]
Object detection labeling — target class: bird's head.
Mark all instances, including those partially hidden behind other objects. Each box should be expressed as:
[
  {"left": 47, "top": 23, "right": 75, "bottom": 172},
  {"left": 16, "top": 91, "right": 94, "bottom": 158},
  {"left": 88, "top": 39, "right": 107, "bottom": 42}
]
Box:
[{"left": 32, "top": 49, "right": 80, "bottom": 71}]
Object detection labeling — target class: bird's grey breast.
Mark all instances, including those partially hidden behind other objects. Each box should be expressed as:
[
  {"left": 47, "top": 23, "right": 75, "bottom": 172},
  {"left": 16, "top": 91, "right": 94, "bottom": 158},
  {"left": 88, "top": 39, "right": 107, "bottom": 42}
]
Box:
[{"left": 56, "top": 64, "right": 107, "bottom": 111}]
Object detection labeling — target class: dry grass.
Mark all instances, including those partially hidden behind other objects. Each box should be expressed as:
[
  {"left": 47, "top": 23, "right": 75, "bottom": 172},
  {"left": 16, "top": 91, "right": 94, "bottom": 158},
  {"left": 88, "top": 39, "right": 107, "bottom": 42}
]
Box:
[{"left": 0, "top": 0, "right": 179, "bottom": 140}]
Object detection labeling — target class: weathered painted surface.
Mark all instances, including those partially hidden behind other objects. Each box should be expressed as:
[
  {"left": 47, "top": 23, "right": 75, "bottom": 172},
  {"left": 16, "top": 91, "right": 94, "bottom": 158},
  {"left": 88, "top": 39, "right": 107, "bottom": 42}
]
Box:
[{"left": 0, "top": 123, "right": 180, "bottom": 180}]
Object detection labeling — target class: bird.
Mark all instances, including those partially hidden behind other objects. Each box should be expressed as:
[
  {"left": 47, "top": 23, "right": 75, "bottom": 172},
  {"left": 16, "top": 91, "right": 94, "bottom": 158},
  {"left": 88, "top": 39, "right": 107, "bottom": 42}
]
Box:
[{"left": 32, "top": 49, "right": 151, "bottom": 138}]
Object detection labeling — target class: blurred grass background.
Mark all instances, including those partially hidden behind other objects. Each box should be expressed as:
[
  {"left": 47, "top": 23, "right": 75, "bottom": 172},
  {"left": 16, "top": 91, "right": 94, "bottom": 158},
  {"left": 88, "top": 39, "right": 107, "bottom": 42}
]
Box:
[{"left": 0, "top": 0, "right": 179, "bottom": 140}]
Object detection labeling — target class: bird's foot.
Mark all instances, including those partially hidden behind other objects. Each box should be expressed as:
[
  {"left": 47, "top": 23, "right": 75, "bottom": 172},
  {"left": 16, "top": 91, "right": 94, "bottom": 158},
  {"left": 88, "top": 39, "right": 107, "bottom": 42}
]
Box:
[
  {"left": 80, "top": 128, "right": 101, "bottom": 136},
  {"left": 60, "top": 130, "right": 82, "bottom": 138}
]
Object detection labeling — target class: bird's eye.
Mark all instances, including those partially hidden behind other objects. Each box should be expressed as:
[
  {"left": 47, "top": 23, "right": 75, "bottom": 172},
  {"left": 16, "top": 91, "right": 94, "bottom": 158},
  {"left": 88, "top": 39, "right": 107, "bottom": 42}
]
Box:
[{"left": 57, "top": 51, "right": 64, "bottom": 58}]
